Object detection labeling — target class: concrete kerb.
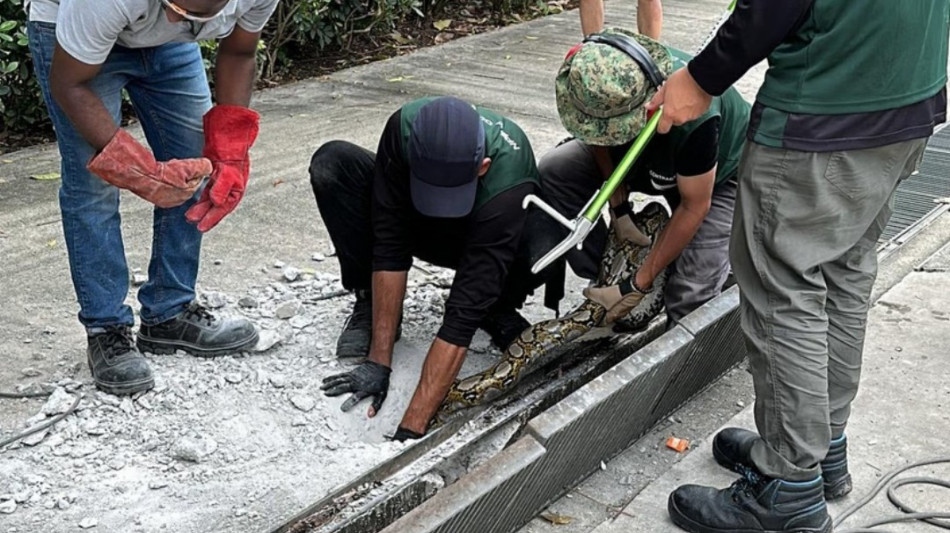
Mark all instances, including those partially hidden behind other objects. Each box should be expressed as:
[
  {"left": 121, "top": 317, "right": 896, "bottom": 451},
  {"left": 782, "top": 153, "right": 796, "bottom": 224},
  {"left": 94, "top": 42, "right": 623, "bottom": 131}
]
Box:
[
  {"left": 378, "top": 436, "right": 548, "bottom": 533},
  {"left": 382, "top": 286, "right": 747, "bottom": 533}
]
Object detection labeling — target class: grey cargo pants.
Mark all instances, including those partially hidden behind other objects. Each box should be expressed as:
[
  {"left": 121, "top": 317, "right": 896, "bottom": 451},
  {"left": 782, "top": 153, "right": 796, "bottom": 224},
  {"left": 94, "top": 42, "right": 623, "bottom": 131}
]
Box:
[
  {"left": 538, "top": 139, "right": 735, "bottom": 324},
  {"left": 732, "top": 138, "right": 927, "bottom": 481}
]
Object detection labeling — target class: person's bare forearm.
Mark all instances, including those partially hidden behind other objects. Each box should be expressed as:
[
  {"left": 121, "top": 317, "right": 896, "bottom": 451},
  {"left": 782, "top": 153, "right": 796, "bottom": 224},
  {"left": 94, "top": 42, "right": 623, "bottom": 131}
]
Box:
[
  {"left": 636, "top": 201, "right": 706, "bottom": 288},
  {"left": 49, "top": 47, "right": 118, "bottom": 151},
  {"left": 368, "top": 270, "right": 408, "bottom": 367},
  {"left": 213, "top": 50, "right": 255, "bottom": 107},
  {"left": 399, "top": 338, "right": 467, "bottom": 433},
  {"left": 637, "top": 0, "right": 663, "bottom": 40},
  {"left": 213, "top": 28, "right": 260, "bottom": 107},
  {"left": 579, "top": 0, "right": 604, "bottom": 35}
]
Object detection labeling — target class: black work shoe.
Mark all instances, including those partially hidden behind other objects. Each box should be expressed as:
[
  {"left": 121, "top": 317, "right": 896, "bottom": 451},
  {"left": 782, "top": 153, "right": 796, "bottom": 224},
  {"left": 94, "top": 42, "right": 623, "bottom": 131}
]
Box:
[
  {"left": 336, "top": 290, "right": 401, "bottom": 358},
  {"left": 712, "top": 428, "right": 853, "bottom": 500},
  {"left": 88, "top": 326, "right": 154, "bottom": 396},
  {"left": 137, "top": 302, "right": 259, "bottom": 357},
  {"left": 668, "top": 467, "right": 832, "bottom": 533},
  {"left": 480, "top": 308, "right": 530, "bottom": 350}
]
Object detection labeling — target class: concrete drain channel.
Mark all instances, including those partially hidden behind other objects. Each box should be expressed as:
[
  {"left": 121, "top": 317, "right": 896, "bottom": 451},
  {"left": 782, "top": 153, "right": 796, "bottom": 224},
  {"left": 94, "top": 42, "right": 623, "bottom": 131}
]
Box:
[
  {"left": 266, "top": 124, "right": 950, "bottom": 533},
  {"left": 267, "top": 288, "right": 747, "bottom": 533}
]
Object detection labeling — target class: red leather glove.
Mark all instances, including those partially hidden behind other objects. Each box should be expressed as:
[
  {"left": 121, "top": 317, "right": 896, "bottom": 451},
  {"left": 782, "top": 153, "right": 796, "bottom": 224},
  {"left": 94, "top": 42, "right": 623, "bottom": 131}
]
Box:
[
  {"left": 87, "top": 129, "right": 210, "bottom": 208},
  {"left": 185, "top": 105, "right": 260, "bottom": 232}
]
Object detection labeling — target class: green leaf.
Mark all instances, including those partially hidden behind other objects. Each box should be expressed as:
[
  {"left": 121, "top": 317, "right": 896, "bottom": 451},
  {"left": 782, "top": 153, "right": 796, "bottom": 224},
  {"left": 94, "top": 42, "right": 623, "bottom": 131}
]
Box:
[
  {"left": 0, "top": 20, "right": 17, "bottom": 32},
  {"left": 30, "top": 172, "right": 61, "bottom": 181}
]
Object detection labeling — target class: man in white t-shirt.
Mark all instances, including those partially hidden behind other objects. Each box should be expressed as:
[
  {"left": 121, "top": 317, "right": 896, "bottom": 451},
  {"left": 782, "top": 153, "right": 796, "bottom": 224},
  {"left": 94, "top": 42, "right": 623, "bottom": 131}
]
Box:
[{"left": 25, "top": 0, "right": 277, "bottom": 395}]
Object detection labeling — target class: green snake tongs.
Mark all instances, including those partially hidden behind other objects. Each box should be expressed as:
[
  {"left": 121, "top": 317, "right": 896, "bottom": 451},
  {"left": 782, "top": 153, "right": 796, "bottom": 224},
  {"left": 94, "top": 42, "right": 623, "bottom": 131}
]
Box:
[
  {"left": 523, "top": 109, "right": 662, "bottom": 274},
  {"left": 522, "top": 0, "right": 737, "bottom": 275}
]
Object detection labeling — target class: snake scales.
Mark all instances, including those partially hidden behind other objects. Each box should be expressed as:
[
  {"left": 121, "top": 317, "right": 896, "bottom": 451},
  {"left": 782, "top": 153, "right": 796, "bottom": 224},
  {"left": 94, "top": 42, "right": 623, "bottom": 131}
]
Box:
[{"left": 436, "top": 202, "right": 671, "bottom": 420}]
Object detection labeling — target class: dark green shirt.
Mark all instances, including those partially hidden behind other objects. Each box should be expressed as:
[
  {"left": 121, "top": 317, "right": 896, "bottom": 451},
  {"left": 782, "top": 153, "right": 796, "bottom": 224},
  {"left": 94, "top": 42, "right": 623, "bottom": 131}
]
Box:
[{"left": 689, "top": 0, "right": 949, "bottom": 151}]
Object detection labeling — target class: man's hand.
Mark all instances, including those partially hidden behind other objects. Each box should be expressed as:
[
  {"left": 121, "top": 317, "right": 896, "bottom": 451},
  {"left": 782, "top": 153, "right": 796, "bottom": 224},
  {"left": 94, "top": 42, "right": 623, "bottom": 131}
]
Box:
[
  {"left": 87, "top": 129, "right": 210, "bottom": 208},
  {"left": 185, "top": 105, "right": 260, "bottom": 231},
  {"left": 610, "top": 202, "right": 653, "bottom": 247},
  {"left": 584, "top": 278, "right": 653, "bottom": 324},
  {"left": 321, "top": 361, "right": 392, "bottom": 416},
  {"left": 646, "top": 67, "right": 713, "bottom": 134}
]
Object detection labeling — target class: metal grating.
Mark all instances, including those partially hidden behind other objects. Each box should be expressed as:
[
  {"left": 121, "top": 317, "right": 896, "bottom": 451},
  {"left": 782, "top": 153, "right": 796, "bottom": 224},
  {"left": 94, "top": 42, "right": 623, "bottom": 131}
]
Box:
[{"left": 881, "top": 127, "right": 950, "bottom": 241}]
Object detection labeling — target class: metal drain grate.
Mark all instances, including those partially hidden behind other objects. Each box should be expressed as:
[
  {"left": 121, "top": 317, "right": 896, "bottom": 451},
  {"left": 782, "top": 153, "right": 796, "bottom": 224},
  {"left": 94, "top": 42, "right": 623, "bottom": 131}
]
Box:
[{"left": 881, "top": 126, "right": 950, "bottom": 241}]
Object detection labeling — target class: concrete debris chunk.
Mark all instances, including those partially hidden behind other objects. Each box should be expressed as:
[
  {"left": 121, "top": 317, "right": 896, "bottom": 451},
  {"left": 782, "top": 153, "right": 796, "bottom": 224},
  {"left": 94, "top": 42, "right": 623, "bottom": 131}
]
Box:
[
  {"left": 78, "top": 517, "right": 98, "bottom": 529},
  {"left": 170, "top": 436, "right": 218, "bottom": 463},
  {"left": 119, "top": 397, "right": 134, "bottom": 415},
  {"left": 268, "top": 374, "right": 287, "bottom": 388},
  {"left": 225, "top": 373, "right": 244, "bottom": 384},
  {"left": 282, "top": 267, "right": 301, "bottom": 282},
  {"left": 273, "top": 261, "right": 286, "bottom": 269},
  {"left": 41, "top": 387, "right": 76, "bottom": 416},
  {"left": 0, "top": 499, "right": 16, "bottom": 514},
  {"left": 131, "top": 273, "right": 148, "bottom": 286},
  {"left": 311, "top": 252, "right": 326, "bottom": 262},
  {"left": 288, "top": 315, "right": 313, "bottom": 329},
  {"left": 276, "top": 301, "right": 300, "bottom": 320},
  {"left": 238, "top": 296, "right": 259, "bottom": 308},
  {"left": 148, "top": 481, "right": 168, "bottom": 490},
  {"left": 203, "top": 291, "right": 228, "bottom": 309},
  {"left": 254, "top": 330, "right": 282, "bottom": 352},
  {"left": 290, "top": 395, "right": 316, "bottom": 412},
  {"left": 20, "top": 367, "right": 41, "bottom": 377}
]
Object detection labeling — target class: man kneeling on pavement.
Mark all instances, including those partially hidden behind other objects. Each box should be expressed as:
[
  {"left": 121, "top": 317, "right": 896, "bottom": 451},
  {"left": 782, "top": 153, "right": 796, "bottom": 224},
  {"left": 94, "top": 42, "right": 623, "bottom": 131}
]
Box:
[
  {"left": 501, "top": 29, "right": 750, "bottom": 328},
  {"left": 309, "top": 97, "right": 539, "bottom": 439}
]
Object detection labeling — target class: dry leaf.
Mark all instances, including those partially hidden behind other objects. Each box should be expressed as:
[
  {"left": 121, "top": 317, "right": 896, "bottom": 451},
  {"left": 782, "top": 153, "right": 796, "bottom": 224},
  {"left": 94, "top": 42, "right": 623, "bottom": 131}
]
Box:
[
  {"left": 30, "top": 172, "right": 61, "bottom": 181},
  {"left": 386, "top": 75, "right": 414, "bottom": 82},
  {"left": 525, "top": 35, "right": 539, "bottom": 40},
  {"left": 433, "top": 19, "right": 452, "bottom": 31},
  {"left": 272, "top": 179, "right": 285, "bottom": 187},
  {"left": 540, "top": 513, "right": 573, "bottom": 525},
  {"left": 390, "top": 31, "right": 411, "bottom": 45},
  {"left": 2, "top": 159, "right": 12, "bottom": 163},
  {"left": 46, "top": 239, "right": 57, "bottom": 248},
  {"left": 434, "top": 32, "right": 455, "bottom": 44}
]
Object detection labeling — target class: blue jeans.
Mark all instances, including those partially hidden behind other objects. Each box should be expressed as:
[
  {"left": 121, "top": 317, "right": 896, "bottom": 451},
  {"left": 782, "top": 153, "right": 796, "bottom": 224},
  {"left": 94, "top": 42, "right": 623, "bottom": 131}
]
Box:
[{"left": 28, "top": 21, "right": 211, "bottom": 329}]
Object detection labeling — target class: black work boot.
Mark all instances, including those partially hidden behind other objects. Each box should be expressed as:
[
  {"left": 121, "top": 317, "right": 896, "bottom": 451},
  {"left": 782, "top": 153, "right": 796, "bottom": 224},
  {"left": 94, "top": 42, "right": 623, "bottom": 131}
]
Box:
[
  {"left": 480, "top": 308, "right": 530, "bottom": 350},
  {"left": 668, "top": 466, "right": 832, "bottom": 533},
  {"left": 712, "top": 427, "right": 853, "bottom": 500},
  {"left": 137, "top": 302, "right": 259, "bottom": 357},
  {"left": 336, "top": 290, "right": 401, "bottom": 358},
  {"left": 88, "top": 326, "right": 155, "bottom": 396},
  {"left": 820, "top": 434, "right": 852, "bottom": 500}
]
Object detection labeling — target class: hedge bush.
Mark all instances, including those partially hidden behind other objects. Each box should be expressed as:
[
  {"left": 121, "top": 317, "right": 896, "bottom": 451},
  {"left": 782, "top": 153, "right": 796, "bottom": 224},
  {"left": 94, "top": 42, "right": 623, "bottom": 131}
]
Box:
[{"left": 1, "top": 0, "right": 541, "bottom": 145}]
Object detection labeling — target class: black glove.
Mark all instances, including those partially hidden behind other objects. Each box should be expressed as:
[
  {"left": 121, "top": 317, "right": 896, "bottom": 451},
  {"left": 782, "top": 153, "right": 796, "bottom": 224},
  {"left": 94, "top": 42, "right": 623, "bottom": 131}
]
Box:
[
  {"left": 389, "top": 426, "right": 425, "bottom": 442},
  {"left": 320, "top": 360, "right": 391, "bottom": 413}
]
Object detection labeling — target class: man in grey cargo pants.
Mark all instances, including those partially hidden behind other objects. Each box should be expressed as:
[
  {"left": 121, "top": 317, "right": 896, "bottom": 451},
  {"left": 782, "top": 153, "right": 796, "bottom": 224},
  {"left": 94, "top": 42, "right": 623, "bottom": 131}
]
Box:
[{"left": 647, "top": 0, "right": 946, "bottom": 531}]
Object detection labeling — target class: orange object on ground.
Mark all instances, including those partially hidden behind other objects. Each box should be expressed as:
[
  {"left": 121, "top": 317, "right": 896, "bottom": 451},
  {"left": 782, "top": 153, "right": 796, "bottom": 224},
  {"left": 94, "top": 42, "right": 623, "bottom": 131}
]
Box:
[{"left": 666, "top": 437, "right": 690, "bottom": 453}]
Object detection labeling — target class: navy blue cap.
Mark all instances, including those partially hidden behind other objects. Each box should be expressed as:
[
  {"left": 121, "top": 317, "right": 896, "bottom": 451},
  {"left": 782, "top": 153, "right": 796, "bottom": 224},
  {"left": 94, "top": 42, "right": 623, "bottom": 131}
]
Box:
[{"left": 408, "top": 97, "right": 486, "bottom": 218}]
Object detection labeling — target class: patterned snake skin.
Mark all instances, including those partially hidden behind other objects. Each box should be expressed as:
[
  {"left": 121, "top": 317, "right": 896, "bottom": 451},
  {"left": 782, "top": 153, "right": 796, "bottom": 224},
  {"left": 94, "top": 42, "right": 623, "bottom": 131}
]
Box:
[{"left": 435, "top": 202, "right": 671, "bottom": 420}]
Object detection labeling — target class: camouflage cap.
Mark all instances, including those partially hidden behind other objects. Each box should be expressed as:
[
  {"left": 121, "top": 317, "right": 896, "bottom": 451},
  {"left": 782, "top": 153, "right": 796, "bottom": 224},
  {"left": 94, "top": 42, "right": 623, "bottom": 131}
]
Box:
[{"left": 555, "top": 28, "right": 672, "bottom": 146}]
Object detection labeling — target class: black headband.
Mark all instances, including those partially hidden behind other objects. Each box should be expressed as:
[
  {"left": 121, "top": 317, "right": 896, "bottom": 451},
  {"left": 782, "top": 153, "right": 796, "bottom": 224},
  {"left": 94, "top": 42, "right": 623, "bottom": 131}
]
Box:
[{"left": 583, "top": 33, "right": 666, "bottom": 89}]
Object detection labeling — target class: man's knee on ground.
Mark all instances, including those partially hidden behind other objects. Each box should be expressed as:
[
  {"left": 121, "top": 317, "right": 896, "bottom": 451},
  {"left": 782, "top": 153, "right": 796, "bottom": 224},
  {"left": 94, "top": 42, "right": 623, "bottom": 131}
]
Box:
[{"left": 309, "top": 140, "right": 356, "bottom": 195}]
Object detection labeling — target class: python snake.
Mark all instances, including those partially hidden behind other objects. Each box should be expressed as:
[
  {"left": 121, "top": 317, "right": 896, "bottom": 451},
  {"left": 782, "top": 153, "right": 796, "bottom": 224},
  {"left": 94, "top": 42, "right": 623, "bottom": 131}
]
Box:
[{"left": 436, "top": 202, "right": 671, "bottom": 420}]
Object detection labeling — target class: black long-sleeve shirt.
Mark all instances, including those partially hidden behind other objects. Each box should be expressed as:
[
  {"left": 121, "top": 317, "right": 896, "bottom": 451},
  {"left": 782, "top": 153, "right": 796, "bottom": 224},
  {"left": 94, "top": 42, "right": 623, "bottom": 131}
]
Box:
[{"left": 371, "top": 108, "right": 538, "bottom": 347}]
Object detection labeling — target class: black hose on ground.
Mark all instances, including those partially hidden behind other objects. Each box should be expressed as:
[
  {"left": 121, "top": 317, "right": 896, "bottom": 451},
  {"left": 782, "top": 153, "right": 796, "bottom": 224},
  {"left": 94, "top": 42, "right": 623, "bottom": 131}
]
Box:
[
  {"left": 0, "top": 389, "right": 82, "bottom": 450},
  {"left": 835, "top": 457, "right": 950, "bottom": 532}
]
